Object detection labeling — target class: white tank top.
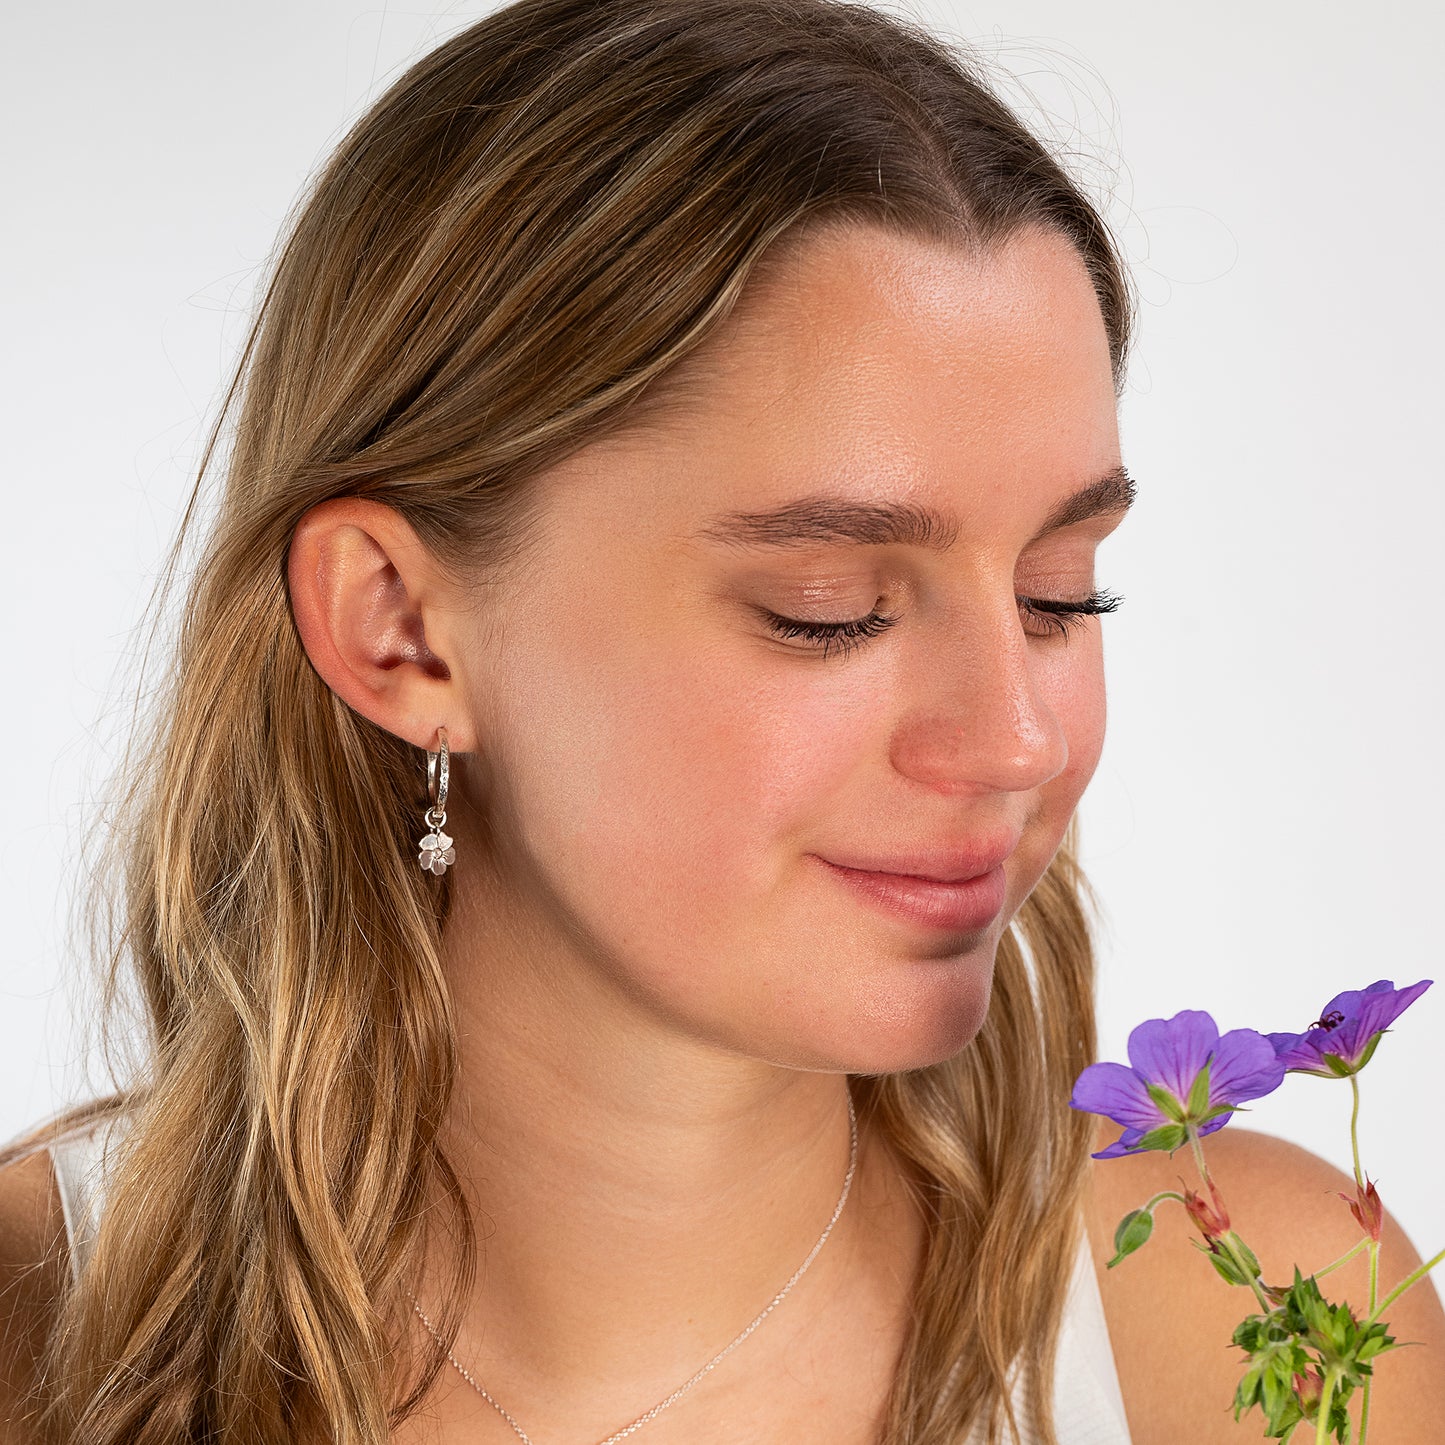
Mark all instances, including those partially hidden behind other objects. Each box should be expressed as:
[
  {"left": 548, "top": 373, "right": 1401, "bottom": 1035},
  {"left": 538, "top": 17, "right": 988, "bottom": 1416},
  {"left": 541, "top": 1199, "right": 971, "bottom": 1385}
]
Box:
[{"left": 41, "top": 1114, "right": 1133, "bottom": 1443}]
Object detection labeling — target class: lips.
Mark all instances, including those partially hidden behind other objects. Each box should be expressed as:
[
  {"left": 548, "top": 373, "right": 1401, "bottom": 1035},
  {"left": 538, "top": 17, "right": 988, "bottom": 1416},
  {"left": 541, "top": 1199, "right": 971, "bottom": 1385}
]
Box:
[
  {"left": 814, "top": 836, "right": 1019, "bottom": 884},
  {"left": 815, "top": 857, "right": 1010, "bottom": 932}
]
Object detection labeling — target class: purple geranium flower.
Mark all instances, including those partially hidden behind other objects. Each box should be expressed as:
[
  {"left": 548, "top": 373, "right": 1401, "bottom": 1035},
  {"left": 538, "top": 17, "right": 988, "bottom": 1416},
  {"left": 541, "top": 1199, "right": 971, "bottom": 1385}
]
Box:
[
  {"left": 1071, "top": 1010, "right": 1287, "bottom": 1160},
  {"left": 1266, "top": 978, "right": 1432, "bottom": 1078}
]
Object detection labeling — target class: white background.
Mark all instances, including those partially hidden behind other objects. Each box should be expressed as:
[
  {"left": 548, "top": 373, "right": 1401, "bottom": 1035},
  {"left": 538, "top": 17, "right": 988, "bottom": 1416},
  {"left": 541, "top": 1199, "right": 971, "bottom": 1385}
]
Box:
[{"left": 4, "top": 0, "right": 1440, "bottom": 1311}]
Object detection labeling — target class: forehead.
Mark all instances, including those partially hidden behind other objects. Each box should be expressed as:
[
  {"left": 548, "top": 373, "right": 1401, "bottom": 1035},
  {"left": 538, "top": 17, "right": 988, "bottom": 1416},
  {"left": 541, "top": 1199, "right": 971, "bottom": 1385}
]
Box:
[
  {"left": 552, "top": 220, "right": 1122, "bottom": 548},
  {"left": 680, "top": 218, "right": 1114, "bottom": 432}
]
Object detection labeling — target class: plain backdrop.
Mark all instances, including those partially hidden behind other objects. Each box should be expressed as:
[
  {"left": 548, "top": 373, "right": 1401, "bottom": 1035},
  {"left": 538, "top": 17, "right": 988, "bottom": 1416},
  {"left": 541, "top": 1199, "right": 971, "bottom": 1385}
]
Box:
[{"left": 3, "top": 0, "right": 1440, "bottom": 1316}]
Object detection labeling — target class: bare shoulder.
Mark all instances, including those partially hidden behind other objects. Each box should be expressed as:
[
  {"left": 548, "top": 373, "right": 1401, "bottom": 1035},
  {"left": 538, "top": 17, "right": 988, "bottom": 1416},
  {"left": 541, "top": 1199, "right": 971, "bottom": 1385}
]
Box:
[
  {"left": 1082, "top": 1118, "right": 1445, "bottom": 1443},
  {"left": 0, "top": 1145, "right": 68, "bottom": 1442}
]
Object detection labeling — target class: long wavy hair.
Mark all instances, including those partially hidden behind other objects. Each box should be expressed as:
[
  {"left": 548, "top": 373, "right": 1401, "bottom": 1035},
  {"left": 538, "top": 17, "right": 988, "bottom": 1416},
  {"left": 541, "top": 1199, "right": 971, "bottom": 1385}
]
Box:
[{"left": 4, "top": 1, "right": 1134, "bottom": 1440}]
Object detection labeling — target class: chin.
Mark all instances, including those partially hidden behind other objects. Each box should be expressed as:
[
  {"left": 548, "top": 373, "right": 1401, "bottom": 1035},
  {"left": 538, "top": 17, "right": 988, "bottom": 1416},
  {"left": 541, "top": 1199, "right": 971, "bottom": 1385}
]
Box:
[
  {"left": 755, "top": 956, "right": 997, "bottom": 1076},
  {"left": 846, "top": 1005, "right": 993, "bottom": 1075}
]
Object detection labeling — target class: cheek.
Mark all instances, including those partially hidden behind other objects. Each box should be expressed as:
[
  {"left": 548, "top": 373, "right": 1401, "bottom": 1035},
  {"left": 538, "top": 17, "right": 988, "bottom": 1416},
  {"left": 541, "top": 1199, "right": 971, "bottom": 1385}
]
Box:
[
  {"left": 1043, "top": 636, "right": 1108, "bottom": 802},
  {"left": 1021, "top": 636, "right": 1108, "bottom": 880},
  {"left": 473, "top": 612, "right": 811, "bottom": 956},
  {"left": 564, "top": 644, "right": 856, "bottom": 910}
]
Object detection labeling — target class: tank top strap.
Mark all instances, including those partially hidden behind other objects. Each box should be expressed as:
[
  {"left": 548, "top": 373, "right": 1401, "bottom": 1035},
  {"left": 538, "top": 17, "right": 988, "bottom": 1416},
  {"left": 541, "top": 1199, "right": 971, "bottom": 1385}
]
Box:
[
  {"left": 45, "top": 1112, "right": 131, "bottom": 1286},
  {"left": 950, "top": 1217, "right": 1132, "bottom": 1443},
  {"left": 1052, "top": 1214, "right": 1132, "bottom": 1441}
]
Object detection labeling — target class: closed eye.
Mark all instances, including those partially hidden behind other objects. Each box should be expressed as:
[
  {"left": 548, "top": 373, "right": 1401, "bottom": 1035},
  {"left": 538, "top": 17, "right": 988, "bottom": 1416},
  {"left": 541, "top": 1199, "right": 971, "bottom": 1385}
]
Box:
[
  {"left": 759, "top": 587, "right": 1124, "bottom": 661},
  {"left": 1019, "top": 587, "right": 1124, "bottom": 639}
]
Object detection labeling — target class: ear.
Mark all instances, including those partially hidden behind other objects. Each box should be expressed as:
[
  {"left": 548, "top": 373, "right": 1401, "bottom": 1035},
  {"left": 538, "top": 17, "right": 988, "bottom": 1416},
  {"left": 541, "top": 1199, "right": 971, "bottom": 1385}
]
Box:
[{"left": 286, "top": 497, "right": 479, "bottom": 753}]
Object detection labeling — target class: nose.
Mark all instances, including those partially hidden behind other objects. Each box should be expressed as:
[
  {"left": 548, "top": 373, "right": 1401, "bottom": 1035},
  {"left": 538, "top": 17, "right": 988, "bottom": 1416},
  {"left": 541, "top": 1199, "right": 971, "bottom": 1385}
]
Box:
[{"left": 888, "top": 597, "right": 1071, "bottom": 796}]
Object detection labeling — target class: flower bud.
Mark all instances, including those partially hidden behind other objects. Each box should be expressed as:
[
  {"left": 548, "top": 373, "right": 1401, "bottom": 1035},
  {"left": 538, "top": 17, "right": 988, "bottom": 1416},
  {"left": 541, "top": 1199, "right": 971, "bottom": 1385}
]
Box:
[
  {"left": 1184, "top": 1177, "right": 1231, "bottom": 1240},
  {"left": 1336, "top": 1177, "right": 1384, "bottom": 1243},
  {"left": 1293, "top": 1366, "right": 1324, "bottom": 1415}
]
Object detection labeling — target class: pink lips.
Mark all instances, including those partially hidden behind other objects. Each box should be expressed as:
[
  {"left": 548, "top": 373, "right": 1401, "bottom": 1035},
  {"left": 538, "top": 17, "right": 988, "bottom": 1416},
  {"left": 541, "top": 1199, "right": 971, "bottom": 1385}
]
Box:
[{"left": 815, "top": 856, "right": 1009, "bottom": 932}]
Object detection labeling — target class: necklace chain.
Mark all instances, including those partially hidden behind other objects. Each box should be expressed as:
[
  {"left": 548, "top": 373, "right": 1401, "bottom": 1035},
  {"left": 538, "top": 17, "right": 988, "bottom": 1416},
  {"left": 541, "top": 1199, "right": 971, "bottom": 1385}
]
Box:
[{"left": 409, "top": 1089, "right": 859, "bottom": 1445}]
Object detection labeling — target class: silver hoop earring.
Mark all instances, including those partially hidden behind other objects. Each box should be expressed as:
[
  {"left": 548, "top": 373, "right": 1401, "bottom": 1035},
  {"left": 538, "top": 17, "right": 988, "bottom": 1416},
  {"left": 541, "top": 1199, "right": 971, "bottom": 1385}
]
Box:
[{"left": 418, "top": 727, "right": 456, "bottom": 875}]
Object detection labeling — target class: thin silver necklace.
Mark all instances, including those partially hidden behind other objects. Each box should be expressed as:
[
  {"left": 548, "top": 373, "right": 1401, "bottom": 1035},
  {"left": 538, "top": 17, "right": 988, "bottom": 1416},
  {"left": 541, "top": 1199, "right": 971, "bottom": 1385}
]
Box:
[{"left": 410, "top": 1090, "right": 859, "bottom": 1445}]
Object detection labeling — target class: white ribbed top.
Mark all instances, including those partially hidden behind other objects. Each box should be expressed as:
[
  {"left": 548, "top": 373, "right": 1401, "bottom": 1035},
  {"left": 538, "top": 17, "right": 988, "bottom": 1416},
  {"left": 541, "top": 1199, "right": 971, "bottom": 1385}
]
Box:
[{"left": 42, "top": 1114, "right": 1132, "bottom": 1443}]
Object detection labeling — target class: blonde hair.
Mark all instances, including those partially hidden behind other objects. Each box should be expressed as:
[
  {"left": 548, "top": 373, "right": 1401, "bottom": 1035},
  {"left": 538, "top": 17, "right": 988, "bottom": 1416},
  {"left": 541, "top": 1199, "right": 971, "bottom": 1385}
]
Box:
[{"left": 5, "top": 2, "right": 1133, "bottom": 1440}]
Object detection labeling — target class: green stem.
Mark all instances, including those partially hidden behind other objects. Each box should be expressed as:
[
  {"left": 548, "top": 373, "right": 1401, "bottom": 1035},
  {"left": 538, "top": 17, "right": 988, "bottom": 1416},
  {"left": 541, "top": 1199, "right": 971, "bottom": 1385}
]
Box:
[
  {"left": 1314, "top": 1366, "right": 1342, "bottom": 1445},
  {"left": 1142, "top": 1189, "right": 1188, "bottom": 1212},
  {"left": 1349, "top": 1078, "right": 1373, "bottom": 1443},
  {"left": 1188, "top": 1126, "right": 1212, "bottom": 1188},
  {"left": 1359, "top": 1240, "right": 1378, "bottom": 1440},
  {"left": 1368, "top": 1244, "right": 1445, "bottom": 1324},
  {"left": 1183, "top": 1124, "right": 1274, "bottom": 1312},
  {"left": 1349, "top": 1075, "right": 1365, "bottom": 1189},
  {"left": 1217, "top": 1229, "right": 1276, "bottom": 1314},
  {"left": 1312, "top": 1237, "right": 1369, "bottom": 1280}
]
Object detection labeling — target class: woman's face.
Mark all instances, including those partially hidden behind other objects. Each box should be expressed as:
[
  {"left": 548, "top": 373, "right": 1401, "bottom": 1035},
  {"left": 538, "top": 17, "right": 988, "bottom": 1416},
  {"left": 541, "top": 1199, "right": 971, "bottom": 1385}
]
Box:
[{"left": 443, "top": 219, "right": 1129, "bottom": 1075}]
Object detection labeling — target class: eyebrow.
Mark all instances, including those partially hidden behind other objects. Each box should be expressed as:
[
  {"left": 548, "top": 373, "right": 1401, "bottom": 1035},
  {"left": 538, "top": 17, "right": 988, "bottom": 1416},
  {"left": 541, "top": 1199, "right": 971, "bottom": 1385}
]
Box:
[{"left": 692, "top": 465, "right": 1137, "bottom": 553}]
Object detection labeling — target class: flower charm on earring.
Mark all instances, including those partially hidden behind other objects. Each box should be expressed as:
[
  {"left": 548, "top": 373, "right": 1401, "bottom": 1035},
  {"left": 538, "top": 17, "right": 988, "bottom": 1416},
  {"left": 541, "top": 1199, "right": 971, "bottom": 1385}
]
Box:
[{"left": 419, "top": 726, "right": 456, "bottom": 875}]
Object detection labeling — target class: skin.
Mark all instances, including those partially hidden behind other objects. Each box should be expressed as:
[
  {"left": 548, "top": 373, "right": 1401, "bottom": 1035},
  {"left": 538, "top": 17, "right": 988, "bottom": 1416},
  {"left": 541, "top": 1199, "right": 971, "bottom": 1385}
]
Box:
[{"left": 4, "top": 219, "right": 1441, "bottom": 1441}]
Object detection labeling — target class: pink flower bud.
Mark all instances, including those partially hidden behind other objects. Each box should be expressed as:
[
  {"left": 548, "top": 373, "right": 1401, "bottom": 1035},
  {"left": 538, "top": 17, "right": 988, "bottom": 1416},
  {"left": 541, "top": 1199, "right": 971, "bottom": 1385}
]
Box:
[
  {"left": 1184, "top": 1177, "right": 1231, "bottom": 1240},
  {"left": 1294, "top": 1366, "right": 1324, "bottom": 1413},
  {"left": 1336, "top": 1177, "right": 1383, "bottom": 1243}
]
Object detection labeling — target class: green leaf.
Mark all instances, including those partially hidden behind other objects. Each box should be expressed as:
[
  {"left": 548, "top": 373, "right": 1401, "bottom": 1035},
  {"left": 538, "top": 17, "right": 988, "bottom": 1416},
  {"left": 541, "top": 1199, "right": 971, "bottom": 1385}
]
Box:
[
  {"left": 1137, "top": 1122, "right": 1187, "bottom": 1153},
  {"left": 1107, "top": 1207, "right": 1154, "bottom": 1268},
  {"left": 1356, "top": 1329, "right": 1397, "bottom": 1364},
  {"left": 1356, "top": 1031, "right": 1385, "bottom": 1071},
  {"left": 1226, "top": 1232, "right": 1262, "bottom": 1280},
  {"left": 1234, "top": 1365, "right": 1263, "bottom": 1413},
  {"left": 1198, "top": 1102, "right": 1239, "bottom": 1124},
  {"left": 1322, "top": 1052, "right": 1356, "bottom": 1078},
  {"left": 1145, "top": 1081, "right": 1187, "bottom": 1123},
  {"left": 1191, "top": 1236, "right": 1255, "bottom": 1287},
  {"left": 1187, "top": 1058, "right": 1213, "bottom": 1118},
  {"left": 1259, "top": 1363, "right": 1288, "bottom": 1422}
]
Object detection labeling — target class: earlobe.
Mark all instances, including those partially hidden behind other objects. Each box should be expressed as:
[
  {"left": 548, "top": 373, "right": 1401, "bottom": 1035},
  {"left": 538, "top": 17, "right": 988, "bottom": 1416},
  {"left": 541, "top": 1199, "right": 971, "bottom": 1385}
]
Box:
[{"left": 285, "top": 497, "right": 475, "bottom": 752}]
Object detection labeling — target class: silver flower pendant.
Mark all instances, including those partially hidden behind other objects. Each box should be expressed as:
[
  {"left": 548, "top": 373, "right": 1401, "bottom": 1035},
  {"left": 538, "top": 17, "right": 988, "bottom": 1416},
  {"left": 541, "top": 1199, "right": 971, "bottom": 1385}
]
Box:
[{"left": 419, "top": 829, "right": 456, "bottom": 875}]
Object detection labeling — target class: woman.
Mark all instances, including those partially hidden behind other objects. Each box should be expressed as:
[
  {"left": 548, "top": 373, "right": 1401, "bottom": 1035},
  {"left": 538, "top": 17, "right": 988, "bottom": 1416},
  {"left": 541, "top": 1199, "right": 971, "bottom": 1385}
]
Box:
[{"left": 2, "top": 1, "right": 1442, "bottom": 1441}]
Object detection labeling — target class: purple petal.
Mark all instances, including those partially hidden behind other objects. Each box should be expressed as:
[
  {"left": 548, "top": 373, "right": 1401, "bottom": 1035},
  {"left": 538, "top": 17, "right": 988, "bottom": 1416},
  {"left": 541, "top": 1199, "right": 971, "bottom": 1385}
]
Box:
[
  {"left": 1270, "top": 1029, "right": 1351, "bottom": 1073},
  {"left": 1091, "top": 1127, "right": 1148, "bottom": 1160},
  {"left": 1267, "top": 1029, "right": 1316, "bottom": 1064},
  {"left": 1126, "top": 1011, "right": 1219, "bottom": 1101},
  {"left": 1269, "top": 1038, "right": 1341, "bottom": 1077},
  {"left": 1208, "top": 1028, "right": 1287, "bottom": 1106},
  {"left": 1071, "top": 1062, "right": 1165, "bottom": 1131},
  {"left": 1328, "top": 1018, "right": 1372, "bottom": 1064},
  {"left": 1314, "top": 980, "right": 1386, "bottom": 1022},
  {"left": 1196, "top": 1113, "right": 1233, "bottom": 1139},
  {"left": 1353, "top": 978, "right": 1432, "bottom": 1040}
]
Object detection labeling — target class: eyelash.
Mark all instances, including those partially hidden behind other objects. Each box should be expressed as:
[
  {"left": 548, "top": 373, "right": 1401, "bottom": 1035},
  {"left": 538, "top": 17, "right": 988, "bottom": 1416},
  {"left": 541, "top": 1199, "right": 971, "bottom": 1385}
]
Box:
[{"left": 760, "top": 588, "right": 1125, "bottom": 661}]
